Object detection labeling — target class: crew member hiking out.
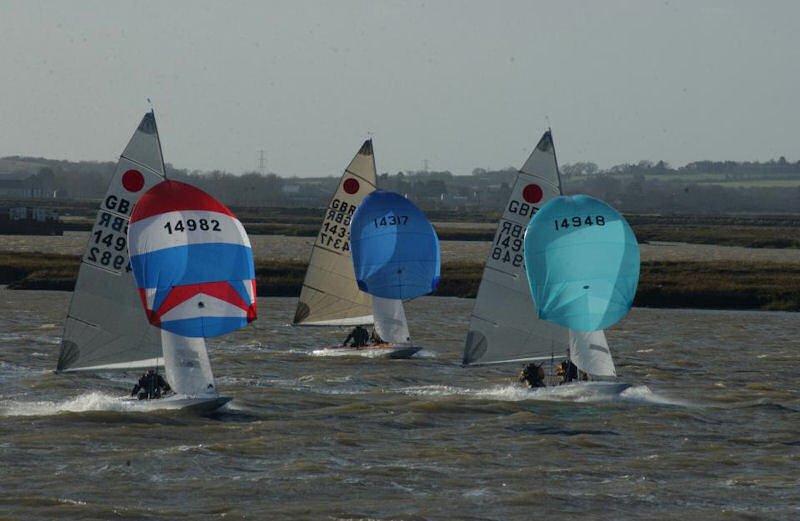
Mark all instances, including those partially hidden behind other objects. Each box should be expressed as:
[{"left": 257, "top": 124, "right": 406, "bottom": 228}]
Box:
[{"left": 131, "top": 368, "right": 171, "bottom": 400}]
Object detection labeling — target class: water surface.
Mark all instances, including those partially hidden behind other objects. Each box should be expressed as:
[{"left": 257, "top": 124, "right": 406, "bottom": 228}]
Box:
[{"left": 1, "top": 290, "right": 798, "bottom": 520}]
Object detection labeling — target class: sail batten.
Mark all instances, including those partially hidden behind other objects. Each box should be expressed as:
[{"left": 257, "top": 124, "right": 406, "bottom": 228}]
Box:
[{"left": 119, "top": 155, "right": 165, "bottom": 178}]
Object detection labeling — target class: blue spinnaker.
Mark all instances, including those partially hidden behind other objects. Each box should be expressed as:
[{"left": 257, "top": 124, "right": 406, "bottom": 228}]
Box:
[
  {"left": 524, "top": 195, "right": 639, "bottom": 331},
  {"left": 350, "top": 190, "right": 440, "bottom": 299}
]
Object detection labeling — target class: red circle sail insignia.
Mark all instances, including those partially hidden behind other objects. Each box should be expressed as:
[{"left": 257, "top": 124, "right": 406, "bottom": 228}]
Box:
[
  {"left": 343, "top": 178, "right": 360, "bottom": 194},
  {"left": 522, "top": 184, "right": 543, "bottom": 203},
  {"left": 122, "top": 170, "right": 145, "bottom": 192}
]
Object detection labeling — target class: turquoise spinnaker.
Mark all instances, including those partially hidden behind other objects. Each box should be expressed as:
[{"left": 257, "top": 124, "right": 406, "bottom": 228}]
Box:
[
  {"left": 350, "top": 190, "right": 440, "bottom": 299},
  {"left": 524, "top": 195, "right": 639, "bottom": 331}
]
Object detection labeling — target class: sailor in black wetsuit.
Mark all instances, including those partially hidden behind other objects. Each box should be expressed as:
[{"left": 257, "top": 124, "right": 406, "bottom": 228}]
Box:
[
  {"left": 342, "top": 325, "right": 369, "bottom": 348},
  {"left": 558, "top": 360, "right": 587, "bottom": 384},
  {"left": 519, "top": 363, "right": 546, "bottom": 388},
  {"left": 131, "top": 369, "right": 171, "bottom": 400}
]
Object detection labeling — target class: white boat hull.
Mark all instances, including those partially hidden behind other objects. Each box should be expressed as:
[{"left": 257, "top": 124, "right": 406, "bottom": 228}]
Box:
[
  {"left": 312, "top": 343, "right": 421, "bottom": 359},
  {"left": 529, "top": 380, "right": 631, "bottom": 398},
  {"left": 120, "top": 394, "right": 232, "bottom": 414}
]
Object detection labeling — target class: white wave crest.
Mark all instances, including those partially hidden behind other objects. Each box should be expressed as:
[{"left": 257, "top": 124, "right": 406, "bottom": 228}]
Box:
[
  {"left": 618, "top": 385, "right": 691, "bottom": 406},
  {"left": 0, "top": 391, "right": 132, "bottom": 416},
  {"left": 399, "top": 382, "right": 675, "bottom": 404}
]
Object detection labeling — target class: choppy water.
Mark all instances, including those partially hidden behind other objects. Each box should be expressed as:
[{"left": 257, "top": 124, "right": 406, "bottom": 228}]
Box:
[{"left": 1, "top": 289, "right": 799, "bottom": 520}]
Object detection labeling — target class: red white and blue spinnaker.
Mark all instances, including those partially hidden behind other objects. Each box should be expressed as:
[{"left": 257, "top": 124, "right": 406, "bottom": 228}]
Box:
[{"left": 128, "top": 180, "right": 257, "bottom": 338}]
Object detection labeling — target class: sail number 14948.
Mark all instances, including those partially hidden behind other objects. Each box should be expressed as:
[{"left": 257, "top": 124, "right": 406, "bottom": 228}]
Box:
[{"left": 554, "top": 215, "right": 605, "bottom": 230}]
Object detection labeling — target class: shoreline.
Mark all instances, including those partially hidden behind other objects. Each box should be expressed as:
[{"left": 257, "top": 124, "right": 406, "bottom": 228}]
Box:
[{"left": 2, "top": 252, "right": 799, "bottom": 312}]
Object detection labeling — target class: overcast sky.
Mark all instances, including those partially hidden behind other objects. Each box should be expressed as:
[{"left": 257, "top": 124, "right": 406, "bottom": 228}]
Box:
[{"left": 1, "top": 0, "right": 798, "bottom": 177}]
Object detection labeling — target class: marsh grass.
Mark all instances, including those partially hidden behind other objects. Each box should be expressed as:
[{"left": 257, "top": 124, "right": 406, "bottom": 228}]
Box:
[
  {"left": 0, "top": 252, "right": 80, "bottom": 290},
  {"left": 44, "top": 203, "right": 800, "bottom": 248},
  {"left": 636, "top": 261, "right": 800, "bottom": 310},
  {"left": 634, "top": 224, "right": 800, "bottom": 248},
  {"left": 3, "top": 252, "right": 799, "bottom": 311}
]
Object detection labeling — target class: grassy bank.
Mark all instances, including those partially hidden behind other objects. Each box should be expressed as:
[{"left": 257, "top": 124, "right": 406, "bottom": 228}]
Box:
[
  {"left": 48, "top": 207, "right": 800, "bottom": 248},
  {"left": 2, "top": 252, "right": 799, "bottom": 311},
  {"left": 0, "top": 252, "right": 80, "bottom": 291}
]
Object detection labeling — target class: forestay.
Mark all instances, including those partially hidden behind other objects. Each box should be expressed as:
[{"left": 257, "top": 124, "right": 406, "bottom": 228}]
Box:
[
  {"left": 128, "top": 180, "right": 257, "bottom": 338},
  {"left": 525, "top": 195, "right": 640, "bottom": 332},
  {"left": 293, "top": 140, "right": 377, "bottom": 326},
  {"left": 57, "top": 111, "right": 166, "bottom": 372},
  {"left": 350, "top": 190, "right": 440, "bottom": 300}
]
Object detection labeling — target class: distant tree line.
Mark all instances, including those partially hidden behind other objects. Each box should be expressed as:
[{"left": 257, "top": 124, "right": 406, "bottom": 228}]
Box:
[
  {"left": 0, "top": 156, "right": 286, "bottom": 206},
  {"left": 560, "top": 157, "right": 800, "bottom": 178},
  {"left": 2, "top": 155, "right": 799, "bottom": 214},
  {"left": 564, "top": 173, "right": 800, "bottom": 214}
]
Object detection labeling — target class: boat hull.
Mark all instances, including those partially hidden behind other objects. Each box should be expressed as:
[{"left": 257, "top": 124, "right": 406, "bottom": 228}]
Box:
[
  {"left": 531, "top": 380, "right": 631, "bottom": 398},
  {"left": 120, "top": 394, "right": 232, "bottom": 414},
  {"left": 312, "top": 343, "right": 421, "bottom": 359}
]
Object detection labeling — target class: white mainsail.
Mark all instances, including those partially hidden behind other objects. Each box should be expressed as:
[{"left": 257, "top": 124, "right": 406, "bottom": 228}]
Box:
[
  {"left": 462, "top": 131, "right": 616, "bottom": 376},
  {"left": 372, "top": 296, "right": 412, "bottom": 346},
  {"left": 293, "top": 140, "right": 377, "bottom": 326},
  {"left": 57, "top": 112, "right": 167, "bottom": 372},
  {"left": 463, "top": 132, "right": 567, "bottom": 365}
]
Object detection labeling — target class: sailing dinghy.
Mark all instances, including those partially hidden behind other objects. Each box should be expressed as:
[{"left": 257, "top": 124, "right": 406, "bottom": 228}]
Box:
[
  {"left": 462, "top": 131, "right": 629, "bottom": 395},
  {"left": 293, "top": 141, "right": 421, "bottom": 358},
  {"left": 127, "top": 179, "right": 257, "bottom": 412},
  {"left": 342, "top": 189, "right": 440, "bottom": 357},
  {"left": 55, "top": 111, "right": 241, "bottom": 413}
]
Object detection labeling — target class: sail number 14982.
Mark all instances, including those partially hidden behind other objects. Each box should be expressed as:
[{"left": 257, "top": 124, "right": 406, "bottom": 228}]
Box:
[{"left": 163, "top": 218, "right": 221, "bottom": 234}]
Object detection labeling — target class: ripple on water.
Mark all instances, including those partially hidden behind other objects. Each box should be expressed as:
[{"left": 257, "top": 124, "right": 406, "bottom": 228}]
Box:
[{"left": 2, "top": 294, "right": 800, "bottom": 519}]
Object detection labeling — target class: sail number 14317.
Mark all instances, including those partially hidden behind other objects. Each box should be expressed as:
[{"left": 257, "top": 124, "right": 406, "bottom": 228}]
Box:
[{"left": 373, "top": 215, "right": 408, "bottom": 227}]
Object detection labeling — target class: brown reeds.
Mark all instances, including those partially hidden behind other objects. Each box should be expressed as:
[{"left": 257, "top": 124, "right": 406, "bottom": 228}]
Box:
[{"left": 2, "top": 252, "right": 799, "bottom": 311}]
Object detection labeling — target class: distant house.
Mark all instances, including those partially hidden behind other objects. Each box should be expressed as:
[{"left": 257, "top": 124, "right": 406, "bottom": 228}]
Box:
[
  {"left": 0, "top": 205, "right": 63, "bottom": 235},
  {"left": 0, "top": 174, "right": 45, "bottom": 198}
]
